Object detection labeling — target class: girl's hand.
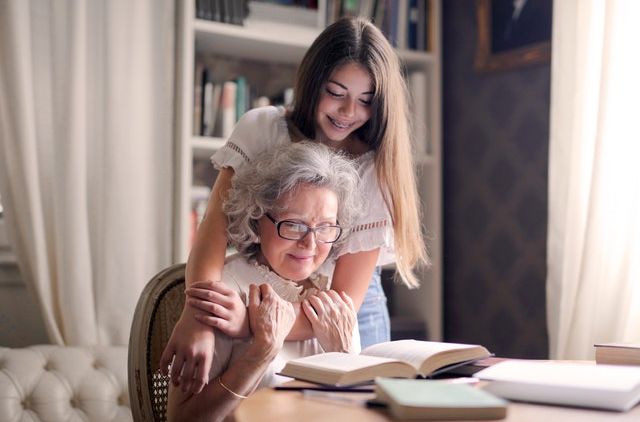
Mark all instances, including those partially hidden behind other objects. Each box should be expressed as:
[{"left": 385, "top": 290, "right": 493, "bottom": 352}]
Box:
[
  {"left": 186, "top": 280, "right": 250, "bottom": 338},
  {"left": 159, "top": 306, "right": 215, "bottom": 395},
  {"left": 247, "top": 284, "right": 295, "bottom": 359},
  {"left": 302, "top": 290, "right": 356, "bottom": 353}
]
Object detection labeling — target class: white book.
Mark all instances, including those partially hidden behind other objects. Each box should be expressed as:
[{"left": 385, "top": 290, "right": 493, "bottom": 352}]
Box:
[
  {"left": 474, "top": 360, "right": 640, "bottom": 412},
  {"left": 220, "top": 81, "right": 237, "bottom": 140},
  {"left": 408, "top": 71, "right": 428, "bottom": 155}
]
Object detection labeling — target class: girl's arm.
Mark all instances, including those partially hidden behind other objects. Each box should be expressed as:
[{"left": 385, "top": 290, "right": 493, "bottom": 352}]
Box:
[
  {"left": 186, "top": 167, "right": 235, "bottom": 285},
  {"left": 191, "top": 248, "right": 380, "bottom": 342},
  {"left": 167, "top": 284, "right": 295, "bottom": 422},
  {"left": 159, "top": 167, "right": 235, "bottom": 395}
]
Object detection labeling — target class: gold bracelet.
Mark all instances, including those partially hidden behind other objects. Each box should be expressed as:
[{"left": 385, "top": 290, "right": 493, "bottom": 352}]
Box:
[{"left": 217, "top": 376, "right": 248, "bottom": 399}]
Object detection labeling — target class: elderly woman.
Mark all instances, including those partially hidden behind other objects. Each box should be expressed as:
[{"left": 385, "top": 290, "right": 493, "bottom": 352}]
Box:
[{"left": 167, "top": 142, "right": 362, "bottom": 421}]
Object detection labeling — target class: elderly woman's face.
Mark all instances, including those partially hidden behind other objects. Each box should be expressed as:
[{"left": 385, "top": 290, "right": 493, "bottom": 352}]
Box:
[{"left": 256, "top": 184, "right": 338, "bottom": 282}]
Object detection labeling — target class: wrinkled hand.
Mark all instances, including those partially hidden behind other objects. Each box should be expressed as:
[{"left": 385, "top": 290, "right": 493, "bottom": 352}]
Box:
[
  {"left": 159, "top": 305, "right": 214, "bottom": 394},
  {"left": 186, "top": 281, "right": 250, "bottom": 338},
  {"left": 302, "top": 290, "right": 356, "bottom": 353},
  {"left": 247, "top": 284, "right": 295, "bottom": 359}
]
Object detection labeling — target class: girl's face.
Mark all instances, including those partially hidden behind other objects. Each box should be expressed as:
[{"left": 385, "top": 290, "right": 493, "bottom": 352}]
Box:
[
  {"left": 315, "top": 62, "right": 374, "bottom": 148},
  {"left": 256, "top": 184, "right": 338, "bottom": 282}
]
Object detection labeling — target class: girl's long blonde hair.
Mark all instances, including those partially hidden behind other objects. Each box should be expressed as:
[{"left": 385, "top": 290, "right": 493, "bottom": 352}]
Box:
[{"left": 290, "top": 17, "right": 429, "bottom": 287}]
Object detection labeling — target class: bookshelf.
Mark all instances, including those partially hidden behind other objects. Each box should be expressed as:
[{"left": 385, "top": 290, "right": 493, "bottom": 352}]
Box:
[{"left": 174, "top": 0, "right": 442, "bottom": 340}]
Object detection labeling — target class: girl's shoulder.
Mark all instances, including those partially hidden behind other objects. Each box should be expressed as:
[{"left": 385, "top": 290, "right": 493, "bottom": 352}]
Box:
[
  {"left": 233, "top": 105, "right": 288, "bottom": 137},
  {"left": 214, "top": 106, "right": 290, "bottom": 167}
]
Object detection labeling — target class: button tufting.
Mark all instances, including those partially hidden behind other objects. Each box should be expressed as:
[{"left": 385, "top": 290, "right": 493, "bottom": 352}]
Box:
[
  {"left": 44, "top": 361, "right": 53, "bottom": 371},
  {"left": 93, "top": 361, "right": 100, "bottom": 369},
  {"left": 70, "top": 397, "right": 79, "bottom": 408},
  {"left": 22, "top": 397, "right": 31, "bottom": 409}
]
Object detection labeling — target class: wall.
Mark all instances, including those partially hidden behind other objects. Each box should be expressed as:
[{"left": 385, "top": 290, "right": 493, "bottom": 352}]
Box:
[{"left": 441, "top": 1, "right": 549, "bottom": 358}]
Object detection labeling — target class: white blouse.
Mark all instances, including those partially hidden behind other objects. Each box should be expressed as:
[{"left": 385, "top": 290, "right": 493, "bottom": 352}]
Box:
[
  {"left": 208, "top": 254, "right": 361, "bottom": 388},
  {"left": 211, "top": 106, "right": 395, "bottom": 270}
]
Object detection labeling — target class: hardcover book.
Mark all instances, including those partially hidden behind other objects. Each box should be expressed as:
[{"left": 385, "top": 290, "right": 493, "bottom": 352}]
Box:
[
  {"left": 279, "top": 339, "right": 491, "bottom": 387},
  {"left": 375, "top": 378, "right": 508, "bottom": 420},
  {"left": 474, "top": 360, "right": 640, "bottom": 412},
  {"left": 595, "top": 343, "right": 640, "bottom": 366}
]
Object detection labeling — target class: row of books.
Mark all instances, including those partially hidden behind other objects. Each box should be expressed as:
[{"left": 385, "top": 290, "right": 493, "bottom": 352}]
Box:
[
  {"left": 278, "top": 339, "right": 640, "bottom": 417},
  {"left": 195, "top": 0, "right": 249, "bottom": 25},
  {"left": 196, "top": 0, "right": 431, "bottom": 52},
  {"left": 251, "top": 0, "right": 318, "bottom": 8},
  {"left": 328, "top": 0, "right": 430, "bottom": 51},
  {"left": 193, "top": 61, "right": 293, "bottom": 138}
]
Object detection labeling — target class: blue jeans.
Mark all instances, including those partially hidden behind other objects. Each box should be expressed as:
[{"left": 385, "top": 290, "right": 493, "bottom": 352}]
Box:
[{"left": 357, "top": 267, "right": 390, "bottom": 349}]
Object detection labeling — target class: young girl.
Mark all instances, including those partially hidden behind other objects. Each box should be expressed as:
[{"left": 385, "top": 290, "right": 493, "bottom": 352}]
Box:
[{"left": 160, "top": 17, "right": 428, "bottom": 394}]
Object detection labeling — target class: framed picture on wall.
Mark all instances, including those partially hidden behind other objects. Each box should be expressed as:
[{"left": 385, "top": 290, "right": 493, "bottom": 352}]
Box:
[{"left": 475, "top": 0, "right": 552, "bottom": 72}]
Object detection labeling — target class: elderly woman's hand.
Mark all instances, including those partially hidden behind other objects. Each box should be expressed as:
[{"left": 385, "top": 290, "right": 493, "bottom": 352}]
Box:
[
  {"left": 246, "top": 284, "right": 295, "bottom": 360},
  {"left": 186, "top": 281, "right": 250, "bottom": 338},
  {"left": 302, "top": 290, "right": 356, "bottom": 353}
]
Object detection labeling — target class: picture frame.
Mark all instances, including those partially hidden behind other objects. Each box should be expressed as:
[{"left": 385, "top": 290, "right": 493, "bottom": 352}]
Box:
[{"left": 474, "top": 0, "right": 552, "bottom": 73}]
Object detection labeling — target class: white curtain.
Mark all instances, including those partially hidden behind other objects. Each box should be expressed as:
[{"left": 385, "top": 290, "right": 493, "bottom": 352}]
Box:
[
  {"left": 0, "top": 0, "right": 174, "bottom": 345},
  {"left": 547, "top": 0, "right": 640, "bottom": 359}
]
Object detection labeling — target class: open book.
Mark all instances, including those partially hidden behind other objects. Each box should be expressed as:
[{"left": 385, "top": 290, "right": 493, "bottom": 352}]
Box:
[{"left": 279, "top": 340, "right": 491, "bottom": 387}]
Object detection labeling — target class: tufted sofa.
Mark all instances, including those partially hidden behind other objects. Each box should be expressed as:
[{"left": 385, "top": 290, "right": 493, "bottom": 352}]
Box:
[{"left": 0, "top": 345, "right": 132, "bottom": 422}]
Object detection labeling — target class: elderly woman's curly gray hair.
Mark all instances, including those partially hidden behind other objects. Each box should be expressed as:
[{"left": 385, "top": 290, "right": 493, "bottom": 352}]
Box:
[{"left": 224, "top": 141, "right": 362, "bottom": 259}]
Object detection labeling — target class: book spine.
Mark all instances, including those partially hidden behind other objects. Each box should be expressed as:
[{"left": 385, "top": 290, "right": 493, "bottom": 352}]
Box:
[
  {"left": 202, "top": 68, "right": 213, "bottom": 136},
  {"left": 193, "top": 61, "right": 204, "bottom": 136},
  {"left": 396, "top": 0, "right": 408, "bottom": 50},
  {"left": 408, "top": 0, "right": 418, "bottom": 50},
  {"left": 417, "top": 0, "right": 426, "bottom": 51},
  {"left": 235, "top": 76, "right": 247, "bottom": 122},
  {"left": 408, "top": 71, "right": 428, "bottom": 155},
  {"left": 220, "top": 81, "right": 237, "bottom": 139}
]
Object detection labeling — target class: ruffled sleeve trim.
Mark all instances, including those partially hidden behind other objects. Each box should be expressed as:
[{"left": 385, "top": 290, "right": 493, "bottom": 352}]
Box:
[
  {"left": 336, "top": 220, "right": 396, "bottom": 266},
  {"left": 211, "top": 140, "right": 249, "bottom": 170}
]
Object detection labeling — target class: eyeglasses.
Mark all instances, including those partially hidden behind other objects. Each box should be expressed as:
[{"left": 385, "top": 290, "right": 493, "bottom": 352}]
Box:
[{"left": 265, "top": 214, "right": 342, "bottom": 243}]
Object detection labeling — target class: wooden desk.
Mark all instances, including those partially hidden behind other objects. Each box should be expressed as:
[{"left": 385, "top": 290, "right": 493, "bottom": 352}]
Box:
[{"left": 234, "top": 383, "right": 640, "bottom": 421}]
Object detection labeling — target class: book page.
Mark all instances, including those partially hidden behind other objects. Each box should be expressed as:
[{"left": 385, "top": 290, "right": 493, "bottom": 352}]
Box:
[
  {"left": 290, "top": 352, "right": 401, "bottom": 372},
  {"left": 362, "top": 340, "right": 478, "bottom": 371}
]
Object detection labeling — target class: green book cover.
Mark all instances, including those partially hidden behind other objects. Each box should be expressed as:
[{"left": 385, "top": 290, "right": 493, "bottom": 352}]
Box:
[{"left": 375, "top": 378, "right": 508, "bottom": 420}]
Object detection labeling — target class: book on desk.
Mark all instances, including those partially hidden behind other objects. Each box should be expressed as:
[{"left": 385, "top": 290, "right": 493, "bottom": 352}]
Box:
[
  {"left": 278, "top": 339, "right": 491, "bottom": 387},
  {"left": 595, "top": 343, "right": 640, "bottom": 366},
  {"left": 374, "top": 378, "right": 508, "bottom": 420},
  {"left": 474, "top": 360, "right": 640, "bottom": 412}
]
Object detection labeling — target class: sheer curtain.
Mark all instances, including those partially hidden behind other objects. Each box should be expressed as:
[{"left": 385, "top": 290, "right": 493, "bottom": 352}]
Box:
[
  {"left": 547, "top": 0, "right": 640, "bottom": 359},
  {"left": 0, "top": 0, "right": 174, "bottom": 345}
]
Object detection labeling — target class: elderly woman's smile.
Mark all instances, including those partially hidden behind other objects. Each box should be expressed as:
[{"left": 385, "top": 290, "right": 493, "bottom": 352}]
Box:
[{"left": 256, "top": 184, "right": 339, "bottom": 282}]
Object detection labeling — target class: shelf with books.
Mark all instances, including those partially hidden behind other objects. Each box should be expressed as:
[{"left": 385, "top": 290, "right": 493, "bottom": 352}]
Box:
[
  {"left": 175, "top": 0, "right": 442, "bottom": 340},
  {"left": 194, "top": 18, "right": 318, "bottom": 64}
]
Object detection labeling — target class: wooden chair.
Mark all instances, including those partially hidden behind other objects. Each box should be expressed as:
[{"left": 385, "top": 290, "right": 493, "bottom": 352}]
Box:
[{"left": 128, "top": 264, "right": 186, "bottom": 421}]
